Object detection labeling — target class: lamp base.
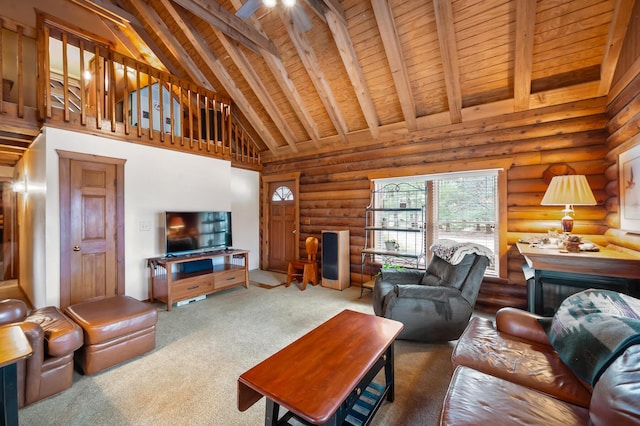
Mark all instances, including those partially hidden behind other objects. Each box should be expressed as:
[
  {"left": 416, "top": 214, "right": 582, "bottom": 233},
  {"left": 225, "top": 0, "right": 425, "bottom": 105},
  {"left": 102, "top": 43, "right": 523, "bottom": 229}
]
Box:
[{"left": 561, "top": 215, "right": 574, "bottom": 233}]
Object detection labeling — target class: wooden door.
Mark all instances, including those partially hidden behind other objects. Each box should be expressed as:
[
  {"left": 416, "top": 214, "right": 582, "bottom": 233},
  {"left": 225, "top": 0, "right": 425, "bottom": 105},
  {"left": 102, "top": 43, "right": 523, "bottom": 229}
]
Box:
[
  {"left": 2, "top": 183, "right": 18, "bottom": 280},
  {"left": 59, "top": 151, "right": 125, "bottom": 309},
  {"left": 266, "top": 178, "right": 298, "bottom": 272}
]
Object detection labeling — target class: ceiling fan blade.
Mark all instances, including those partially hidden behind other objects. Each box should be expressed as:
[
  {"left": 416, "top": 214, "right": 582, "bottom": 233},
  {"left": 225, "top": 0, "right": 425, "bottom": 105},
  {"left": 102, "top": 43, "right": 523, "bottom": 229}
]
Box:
[
  {"left": 291, "top": 6, "right": 312, "bottom": 32},
  {"left": 236, "top": 0, "right": 262, "bottom": 19}
]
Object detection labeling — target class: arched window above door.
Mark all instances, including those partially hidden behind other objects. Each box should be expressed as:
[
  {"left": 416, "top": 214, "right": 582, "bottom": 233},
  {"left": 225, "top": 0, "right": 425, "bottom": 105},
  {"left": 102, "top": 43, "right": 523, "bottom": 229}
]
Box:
[{"left": 272, "top": 185, "right": 294, "bottom": 202}]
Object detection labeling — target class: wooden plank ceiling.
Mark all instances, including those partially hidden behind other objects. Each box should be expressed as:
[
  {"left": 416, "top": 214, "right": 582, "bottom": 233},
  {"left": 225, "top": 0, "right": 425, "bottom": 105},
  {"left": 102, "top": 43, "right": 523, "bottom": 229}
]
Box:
[{"left": 51, "top": 0, "right": 635, "bottom": 163}]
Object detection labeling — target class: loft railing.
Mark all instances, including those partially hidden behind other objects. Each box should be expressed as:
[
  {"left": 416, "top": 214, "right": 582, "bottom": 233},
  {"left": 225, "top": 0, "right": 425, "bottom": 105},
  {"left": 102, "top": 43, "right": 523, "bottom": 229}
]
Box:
[{"left": 0, "top": 15, "right": 260, "bottom": 169}]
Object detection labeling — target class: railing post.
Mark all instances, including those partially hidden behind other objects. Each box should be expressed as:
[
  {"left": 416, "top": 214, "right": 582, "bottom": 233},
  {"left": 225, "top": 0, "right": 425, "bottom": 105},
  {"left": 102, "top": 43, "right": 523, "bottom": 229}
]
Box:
[
  {"left": 94, "top": 45, "right": 102, "bottom": 129},
  {"left": 79, "top": 40, "right": 87, "bottom": 126},
  {"left": 62, "top": 33, "right": 70, "bottom": 122},
  {"left": 109, "top": 52, "right": 116, "bottom": 132}
]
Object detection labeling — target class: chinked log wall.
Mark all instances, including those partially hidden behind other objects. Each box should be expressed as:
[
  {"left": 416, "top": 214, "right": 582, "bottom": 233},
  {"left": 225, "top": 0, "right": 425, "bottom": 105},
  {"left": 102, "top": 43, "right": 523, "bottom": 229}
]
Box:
[
  {"left": 605, "top": 73, "right": 640, "bottom": 254},
  {"left": 262, "top": 97, "right": 619, "bottom": 312}
]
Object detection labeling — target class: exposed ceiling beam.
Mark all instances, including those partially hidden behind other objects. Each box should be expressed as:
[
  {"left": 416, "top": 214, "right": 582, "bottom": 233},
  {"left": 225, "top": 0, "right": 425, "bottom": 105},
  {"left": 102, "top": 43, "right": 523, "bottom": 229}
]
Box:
[
  {"left": 80, "top": 0, "right": 181, "bottom": 75},
  {"left": 214, "top": 36, "right": 299, "bottom": 151},
  {"left": 371, "top": 0, "right": 417, "bottom": 131},
  {"left": 157, "top": 0, "right": 280, "bottom": 153},
  {"left": 154, "top": 0, "right": 220, "bottom": 77},
  {"left": 125, "top": 0, "right": 214, "bottom": 90},
  {"left": 281, "top": 8, "right": 349, "bottom": 143},
  {"left": 164, "top": 0, "right": 284, "bottom": 151},
  {"left": 124, "top": 20, "right": 183, "bottom": 77},
  {"left": 514, "top": 0, "right": 536, "bottom": 111},
  {"left": 0, "top": 145, "right": 27, "bottom": 155},
  {"left": 99, "top": 17, "right": 149, "bottom": 66},
  {"left": 217, "top": 35, "right": 300, "bottom": 151},
  {"left": 70, "top": 0, "right": 137, "bottom": 24},
  {"left": 316, "top": 0, "right": 346, "bottom": 25},
  {"left": 325, "top": 9, "right": 379, "bottom": 137},
  {"left": 229, "top": 0, "right": 321, "bottom": 145},
  {"left": 169, "top": 0, "right": 304, "bottom": 152},
  {"left": 173, "top": 0, "right": 279, "bottom": 58},
  {"left": 302, "top": 0, "right": 328, "bottom": 23},
  {"left": 433, "top": 0, "right": 462, "bottom": 124},
  {"left": 599, "top": 0, "right": 635, "bottom": 96}
]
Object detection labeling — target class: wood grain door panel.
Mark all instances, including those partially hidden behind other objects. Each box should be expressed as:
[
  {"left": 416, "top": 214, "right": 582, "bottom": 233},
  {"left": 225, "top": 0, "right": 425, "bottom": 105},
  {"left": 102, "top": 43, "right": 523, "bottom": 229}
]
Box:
[
  {"left": 59, "top": 150, "right": 125, "bottom": 310},
  {"left": 268, "top": 180, "right": 297, "bottom": 272},
  {"left": 69, "top": 160, "right": 117, "bottom": 305}
]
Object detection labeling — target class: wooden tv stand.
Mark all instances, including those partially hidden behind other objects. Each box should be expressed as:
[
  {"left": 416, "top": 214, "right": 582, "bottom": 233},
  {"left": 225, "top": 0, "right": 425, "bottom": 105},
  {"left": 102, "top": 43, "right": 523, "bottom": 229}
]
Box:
[{"left": 147, "top": 250, "right": 249, "bottom": 311}]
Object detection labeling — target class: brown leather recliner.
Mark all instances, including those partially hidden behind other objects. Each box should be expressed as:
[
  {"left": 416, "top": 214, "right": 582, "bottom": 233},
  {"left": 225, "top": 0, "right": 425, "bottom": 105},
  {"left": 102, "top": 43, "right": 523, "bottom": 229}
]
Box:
[
  {"left": 373, "top": 253, "right": 489, "bottom": 342},
  {"left": 0, "top": 299, "right": 83, "bottom": 407}
]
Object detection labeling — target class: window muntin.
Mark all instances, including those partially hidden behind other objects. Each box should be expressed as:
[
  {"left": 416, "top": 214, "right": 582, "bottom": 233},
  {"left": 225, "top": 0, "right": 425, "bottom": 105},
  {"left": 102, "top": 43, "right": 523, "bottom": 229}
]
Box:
[{"left": 272, "top": 185, "right": 294, "bottom": 202}]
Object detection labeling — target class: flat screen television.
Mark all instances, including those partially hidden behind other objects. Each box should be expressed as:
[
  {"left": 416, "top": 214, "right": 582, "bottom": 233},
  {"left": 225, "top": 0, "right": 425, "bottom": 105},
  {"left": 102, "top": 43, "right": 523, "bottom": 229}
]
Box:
[{"left": 164, "top": 211, "right": 232, "bottom": 256}]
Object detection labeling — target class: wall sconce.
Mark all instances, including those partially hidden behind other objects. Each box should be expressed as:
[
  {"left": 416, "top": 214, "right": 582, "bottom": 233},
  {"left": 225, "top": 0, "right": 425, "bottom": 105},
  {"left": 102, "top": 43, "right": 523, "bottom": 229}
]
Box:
[
  {"left": 12, "top": 180, "right": 26, "bottom": 193},
  {"left": 541, "top": 175, "right": 596, "bottom": 233}
]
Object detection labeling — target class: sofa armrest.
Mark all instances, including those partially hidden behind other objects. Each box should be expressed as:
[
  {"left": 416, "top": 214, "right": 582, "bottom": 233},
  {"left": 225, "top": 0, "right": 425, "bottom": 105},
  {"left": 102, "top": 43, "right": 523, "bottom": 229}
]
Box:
[
  {"left": 18, "top": 321, "right": 45, "bottom": 405},
  {"left": 395, "top": 284, "right": 464, "bottom": 301},
  {"left": 379, "top": 269, "right": 424, "bottom": 284},
  {"left": 26, "top": 306, "right": 83, "bottom": 357},
  {"left": 0, "top": 299, "right": 29, "bottom": 325},
  {"left": 495, "top": 307, "right": 551, "bottom": 346}
]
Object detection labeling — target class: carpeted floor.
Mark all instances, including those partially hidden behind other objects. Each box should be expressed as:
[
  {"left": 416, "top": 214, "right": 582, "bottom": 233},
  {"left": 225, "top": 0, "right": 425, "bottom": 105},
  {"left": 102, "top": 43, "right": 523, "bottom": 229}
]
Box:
[
  {"left": 248, "top": 269, "right": 287, "bottom": 289},
  {"left": 18, "top": 283, "right": 458, "bottom": 426}
]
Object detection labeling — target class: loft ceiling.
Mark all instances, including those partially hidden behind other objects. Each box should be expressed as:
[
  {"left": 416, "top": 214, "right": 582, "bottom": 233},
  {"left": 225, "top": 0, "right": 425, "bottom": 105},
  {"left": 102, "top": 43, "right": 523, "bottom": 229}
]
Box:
[{"left": 16, "top": 0, "right": 637, "bottom": 165}]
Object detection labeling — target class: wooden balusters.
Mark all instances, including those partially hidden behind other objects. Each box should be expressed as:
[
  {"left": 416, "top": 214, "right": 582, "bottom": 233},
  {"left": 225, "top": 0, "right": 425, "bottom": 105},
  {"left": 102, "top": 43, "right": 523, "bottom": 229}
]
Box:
[{"left": 3, "top": 16, "right": 261, "bottom": 168}]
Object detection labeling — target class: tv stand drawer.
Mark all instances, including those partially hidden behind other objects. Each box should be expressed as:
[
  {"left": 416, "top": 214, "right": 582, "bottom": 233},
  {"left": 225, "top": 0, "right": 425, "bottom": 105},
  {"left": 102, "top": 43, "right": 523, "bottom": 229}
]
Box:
[
  {"left": 173, "top": 275, "right": 214, "bottom": 300},
  {"left": 214, "top": 269, "right": 245, "bottom": 289}
]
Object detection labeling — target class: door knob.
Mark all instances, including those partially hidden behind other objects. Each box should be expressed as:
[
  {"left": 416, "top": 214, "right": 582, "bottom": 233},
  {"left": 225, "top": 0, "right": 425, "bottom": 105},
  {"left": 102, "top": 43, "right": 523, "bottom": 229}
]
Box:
[
  {"left": 73, "top": 246, "right": 81, "bottom": 252},
  {"left": 293, "top": 229, "right": 297, "bottom": 234}
]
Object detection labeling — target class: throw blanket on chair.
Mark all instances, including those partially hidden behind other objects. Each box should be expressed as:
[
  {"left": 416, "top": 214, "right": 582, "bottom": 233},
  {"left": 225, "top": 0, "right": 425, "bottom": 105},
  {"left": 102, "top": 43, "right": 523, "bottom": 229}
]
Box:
[
  {"left": 429, "top": 239, "right": 493, "bottom": 265},
  {"left": 542, "top": 289, "right": 640, "bottom": 386}
]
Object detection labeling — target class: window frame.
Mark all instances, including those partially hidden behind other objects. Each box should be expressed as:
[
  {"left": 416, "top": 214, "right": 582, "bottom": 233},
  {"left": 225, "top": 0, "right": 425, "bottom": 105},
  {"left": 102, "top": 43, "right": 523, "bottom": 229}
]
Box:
[{"left": 367, "top": 159, "right": 510, "bottom": 279}]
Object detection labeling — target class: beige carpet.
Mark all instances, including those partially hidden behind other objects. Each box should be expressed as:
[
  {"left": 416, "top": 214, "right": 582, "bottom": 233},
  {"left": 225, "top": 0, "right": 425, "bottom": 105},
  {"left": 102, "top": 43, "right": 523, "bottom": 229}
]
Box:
[
  {"left": 248, "top": 269, "right": 287, "bottom": 288},
  {"left": 18, "top": 284, "right": 457, "bottom": 426}
]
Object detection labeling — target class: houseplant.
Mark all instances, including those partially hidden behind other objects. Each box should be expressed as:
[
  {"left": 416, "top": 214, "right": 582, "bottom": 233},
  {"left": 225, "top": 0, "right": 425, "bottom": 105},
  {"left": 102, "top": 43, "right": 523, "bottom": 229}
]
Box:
[{"left": 385, "top": 239, "right": 400, "bottom": 251}]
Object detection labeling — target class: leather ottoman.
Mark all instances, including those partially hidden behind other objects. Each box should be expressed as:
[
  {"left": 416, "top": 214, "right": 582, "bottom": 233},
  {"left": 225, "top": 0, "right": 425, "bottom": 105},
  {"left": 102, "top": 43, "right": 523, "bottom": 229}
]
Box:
[{"left": 65, "top": 295, "right": 158, "bottom": 375}]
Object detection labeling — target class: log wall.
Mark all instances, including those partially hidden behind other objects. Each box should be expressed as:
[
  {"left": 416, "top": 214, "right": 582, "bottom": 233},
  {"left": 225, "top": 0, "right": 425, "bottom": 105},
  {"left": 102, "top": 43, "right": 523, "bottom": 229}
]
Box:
[{"left": 262, "top": 98, "right": 613, "bottom": 312}]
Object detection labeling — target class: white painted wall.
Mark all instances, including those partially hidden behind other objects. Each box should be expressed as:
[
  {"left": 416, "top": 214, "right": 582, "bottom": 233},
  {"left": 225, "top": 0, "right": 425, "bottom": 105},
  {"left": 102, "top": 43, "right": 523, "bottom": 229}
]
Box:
[
  {"left": 16, "top": 127, "right": 259, "bottom": 307},
  {"left": 230, "top": 167, "right": 260, "bottom": 269}
]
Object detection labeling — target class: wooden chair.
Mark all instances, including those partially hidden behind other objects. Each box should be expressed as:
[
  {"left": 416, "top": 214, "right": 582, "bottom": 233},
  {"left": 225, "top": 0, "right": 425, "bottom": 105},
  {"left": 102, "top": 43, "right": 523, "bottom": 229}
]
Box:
[{"left": 285, "top": 236, "right": 319, "bottom": 290}]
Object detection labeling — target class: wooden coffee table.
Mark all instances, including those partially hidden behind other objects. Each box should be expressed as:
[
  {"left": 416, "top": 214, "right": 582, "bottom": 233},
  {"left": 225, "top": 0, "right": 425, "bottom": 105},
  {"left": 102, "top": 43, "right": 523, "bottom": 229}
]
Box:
[
  {"left": 238, "top": 309, "right": 403, "bottom": 425},
  {"left": 1, "top": 325, "right": 32, "bottom": 426}
]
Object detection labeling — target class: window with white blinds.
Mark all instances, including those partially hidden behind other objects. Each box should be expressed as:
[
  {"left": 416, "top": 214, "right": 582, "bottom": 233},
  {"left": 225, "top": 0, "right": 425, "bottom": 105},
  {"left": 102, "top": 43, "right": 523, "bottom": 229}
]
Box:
[{"left": 374, "top": 169, "right": 499, "bottom": 276}]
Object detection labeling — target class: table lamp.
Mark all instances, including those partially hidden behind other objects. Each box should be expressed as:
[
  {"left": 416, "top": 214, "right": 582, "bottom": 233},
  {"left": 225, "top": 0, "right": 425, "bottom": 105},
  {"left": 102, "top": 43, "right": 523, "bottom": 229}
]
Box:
[{"left": 540, "top": 175, "right": 596, "bottom": 233}]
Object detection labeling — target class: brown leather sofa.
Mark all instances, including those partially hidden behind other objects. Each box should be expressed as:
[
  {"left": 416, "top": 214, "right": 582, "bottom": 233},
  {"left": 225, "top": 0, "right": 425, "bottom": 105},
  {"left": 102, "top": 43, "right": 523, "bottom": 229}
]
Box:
[
  {"left": 439, "top": 307, "right": 640, "bottom": 425},
  {"left": 0, "top": 299, "right": 83, "bottom": 407}
]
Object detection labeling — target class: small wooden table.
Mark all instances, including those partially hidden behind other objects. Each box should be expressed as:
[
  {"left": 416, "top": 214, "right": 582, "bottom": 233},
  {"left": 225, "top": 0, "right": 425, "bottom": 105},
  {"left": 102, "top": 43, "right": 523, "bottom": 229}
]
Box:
[
  {"left": 237, "top": 310, "right": 404, "bottom": 425},
  {"left": 1, "top": 325, "right": 33, "bottom": 426},
  {"left": 516, "top": 242, "right": 640, "bottom": 314}
]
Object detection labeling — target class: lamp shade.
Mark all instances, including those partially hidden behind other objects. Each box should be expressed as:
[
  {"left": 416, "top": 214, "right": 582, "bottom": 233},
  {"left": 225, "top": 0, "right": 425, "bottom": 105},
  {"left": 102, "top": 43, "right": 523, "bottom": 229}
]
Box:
[
  {"left": 168, "top": 216, "right": 185, "bottom": 229},
  {"left": 540, "top": 175, "right": 596, "bottom": 206}
]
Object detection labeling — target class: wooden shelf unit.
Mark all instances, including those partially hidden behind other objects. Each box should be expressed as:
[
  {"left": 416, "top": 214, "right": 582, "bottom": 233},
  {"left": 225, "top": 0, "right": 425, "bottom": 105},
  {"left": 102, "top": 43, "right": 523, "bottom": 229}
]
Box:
[
  {"left": 361, "top": 183, "right": 427, "bottom": 297},
  {"left": 147, "top": 250, "right": 249, "bottom": 311}
]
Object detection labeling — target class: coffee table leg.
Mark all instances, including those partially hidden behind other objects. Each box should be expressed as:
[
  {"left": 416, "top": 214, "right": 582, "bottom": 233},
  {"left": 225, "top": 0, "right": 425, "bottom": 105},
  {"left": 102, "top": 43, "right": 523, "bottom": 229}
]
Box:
[
  {"left": 385, "top": 343, "right": 395, "bottom": 402},
  {"left": 1, "top": 363, "right": 19, "bottom": 426},
  {"left": 265, "top": 399, "right": 279, "bottom": 426}
]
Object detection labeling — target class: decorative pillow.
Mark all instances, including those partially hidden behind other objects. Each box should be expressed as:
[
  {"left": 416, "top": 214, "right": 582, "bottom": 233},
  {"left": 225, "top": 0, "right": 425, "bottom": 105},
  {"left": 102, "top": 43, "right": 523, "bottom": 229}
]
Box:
[{"left": 540, "top": 289, "right": 640, "bottom": 386}]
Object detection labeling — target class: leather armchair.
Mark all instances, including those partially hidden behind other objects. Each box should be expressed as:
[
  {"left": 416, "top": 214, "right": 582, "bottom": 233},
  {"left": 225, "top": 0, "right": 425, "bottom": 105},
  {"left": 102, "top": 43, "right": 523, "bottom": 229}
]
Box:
[
  {"left": 373, "top": 253, "right": 489, "bottom": 342},
  {"left": 0, "top": 299, "right": 83, "bottom": 407}
]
